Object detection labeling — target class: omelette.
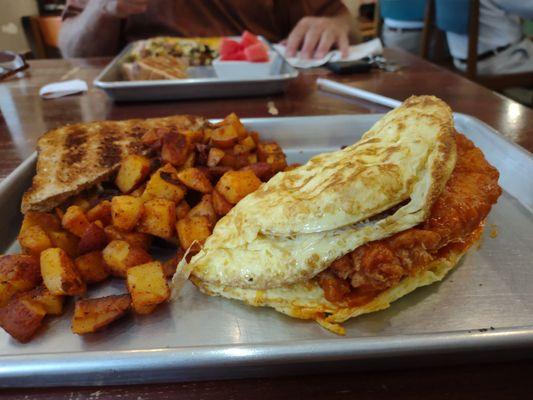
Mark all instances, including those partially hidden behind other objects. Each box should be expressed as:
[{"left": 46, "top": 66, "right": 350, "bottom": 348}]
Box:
[{"left": 172, "top": 96, "right": 502, "bottom": 334}]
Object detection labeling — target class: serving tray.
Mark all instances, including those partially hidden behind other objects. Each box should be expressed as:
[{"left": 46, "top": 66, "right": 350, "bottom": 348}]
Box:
[
  {"left": 93, "top": 41, "right": 299, "bottom": 102},
  {"left": 0, "top": 114, "right": 532, "bottom": 387}
]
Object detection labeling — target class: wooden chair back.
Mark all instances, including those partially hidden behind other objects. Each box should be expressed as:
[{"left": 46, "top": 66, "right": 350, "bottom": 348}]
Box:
[{"left": 21, "top": 16, "right": 62, "bottom": 59}]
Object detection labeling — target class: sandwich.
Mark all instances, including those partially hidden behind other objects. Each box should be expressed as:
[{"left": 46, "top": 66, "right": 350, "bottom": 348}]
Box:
[
  {"left": 172, "top": 96, "right": 502, "bottom": 334},
  {"left": 122, "top": 55, "right": 189, "bottom": 81},
  {"left": 21, "top": 115, "right": 207, "bottom": 213}
]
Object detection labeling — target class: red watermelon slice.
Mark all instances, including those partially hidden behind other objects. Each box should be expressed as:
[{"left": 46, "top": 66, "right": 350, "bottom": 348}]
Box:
[
  {"left": 244, "top": 42, "right": 269, "bottom": 62},
  {"left": 240, "top": 31, "right": 260, "bottom": 48},
  {"left": 220, "top": 38, "right": 243, "bottom": 60}
]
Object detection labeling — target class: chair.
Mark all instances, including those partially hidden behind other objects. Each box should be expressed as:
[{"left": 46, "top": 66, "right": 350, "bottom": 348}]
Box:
[
  {"left": 21, "top": 16, "right": 62, "bottom": 59},
  {"left": 422, "top": 0, "right": 533, "bottom": 90}
]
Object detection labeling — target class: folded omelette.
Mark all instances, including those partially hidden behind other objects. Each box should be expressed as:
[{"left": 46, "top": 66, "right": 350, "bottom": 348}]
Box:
[{"left": 172, "top": 95, "right": 502, "bottom": 334}]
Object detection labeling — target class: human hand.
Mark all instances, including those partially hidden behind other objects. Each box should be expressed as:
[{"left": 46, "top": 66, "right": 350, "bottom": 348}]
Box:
[
  {"left": 100, "top": 0, "right": 149, "bottom": 18},
  {"left": 285, "top": 14, "right": 351, "bottom": 59}
]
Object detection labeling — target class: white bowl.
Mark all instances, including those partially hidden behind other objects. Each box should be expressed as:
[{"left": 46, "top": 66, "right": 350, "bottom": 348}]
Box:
[{"left": 212, "top": 52, "right": 277, "bottom": 79}]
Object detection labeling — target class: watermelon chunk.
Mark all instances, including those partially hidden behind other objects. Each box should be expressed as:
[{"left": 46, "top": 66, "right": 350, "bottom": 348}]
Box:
[
  {"left": 244, "top": 42, "right": 269, "bottom": 62},
  {"left": 220, "top": 38, "right": 242, "bottom": 59},
  {"left": 240, "top": 30, "right": 260, "bottom": 48}
]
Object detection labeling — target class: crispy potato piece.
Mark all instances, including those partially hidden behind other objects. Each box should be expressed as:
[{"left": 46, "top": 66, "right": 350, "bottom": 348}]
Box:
[
  {"left": 177, "top": 167, "right": 212, "bottom": 193},
  {"left": 212, "top": 189, "right": 233, "bottom": 216},
  {"left": 247, "top": 153, "right": 258, "bottom": 165},
  {"left": 219, "top": 113, "right": 247, "bottom": 139},
  {"left": 207, "top": 147, "right": 225, "bottom": 167},
  {"left": 18, "top": 225, "right": 53, "bottom": 256},
  {"left": 210, "top": 125, "right": 239, "bottom": 149},
  {"left": 257, "top": 142, "right": 287, "bottom": 173},
  {"left": 16, "top": 285, "right": 64, "bottom": 315},
  {"left": 71, "top": 294, "right": 131, "bottom": 335},
  {"left": 138, "top": 199, "right": 176, "bottom": 240},
  {"left": 215, "top": 170, "right": 262, "bottom": 204},
  {"left": 78, "top": 223, "right": 108, "bottom": 255},
  {"left": 188, "top": 194, "right": 216, "bottom": 225},
  {"left": 47, "top": 230, "right": 80, "bottom": 258},
  {"left": 86, "top": 200, "right": 112, "bottom": 225},
  {"left": 115, "top": 154, "right": 151, "bottom": 193},
  {"left": 40, "top": 248, "right": 86, "bottom": 296},
  {"left": 104, "top": 226, "right": 151, "bottom": 250},
  {"left": 126, "top": 261, "right": 170, "bottom": 314},
  {"left": 102, "top": 240, "right": 152, "bottom": 278},
  {"left": 161, "top": 248, "right": 185, "bottom": 278},
  {"left": 233, "top": 135, "right": 256, "bottom": 154},
  {"left": 175, "top": 200, "right": 191, "bottom": 220},
  {"left": 240, "top": 162, "right": 274, "bottom": 181},
  {"left": 62, "top": 206, "right": 91, "bottom": 237},
  {"left": 111, "top": 195, "right": 144, "bottom": 231},
  {"left": 162, "top": 132, "right": 191, "bottom": 166},
  {"left": 0, "top": 298, "right": 46, "bottom": 342},
  {"left": 74, "top": 251, "right": 110, "bottom": 284},
  {"left": 182, "top": 152, "right": 196, "bottom": 169},
  {"left": 183, "top": 129, "right": 204, "bottom": 143},
  {"left": 0, "top": 254, "right": 41, "bottom": 292},
  {"left": 142, "top": 164, "right": 186, "bottom": 203},
  {"left": 176, "top": 216, "right": 212, "bottom": 252},
  {"left": 0, "top": 282, "right": 16, "bottom": 307},
  {"left": 71, "top": 195, "right": 92, "bottom": 211},
  {"left": 21, "top": 212, "right": 61, "bottom": 233}
]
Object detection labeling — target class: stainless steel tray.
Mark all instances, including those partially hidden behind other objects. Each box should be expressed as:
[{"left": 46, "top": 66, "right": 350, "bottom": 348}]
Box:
[
  {"left": 93, "top": 42, "right": 299, "bottom": 102},
  {"left": 0, "top": 114, "right": 532, "bottom": 387}
]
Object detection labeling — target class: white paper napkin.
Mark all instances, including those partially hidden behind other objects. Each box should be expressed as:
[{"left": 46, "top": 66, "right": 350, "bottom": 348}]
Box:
[
  {"left": 273, "top": 38, "right": 383, "bottom": 69},
  {"left": 39, "top": 79, "right": 88, "bottom": 99}
]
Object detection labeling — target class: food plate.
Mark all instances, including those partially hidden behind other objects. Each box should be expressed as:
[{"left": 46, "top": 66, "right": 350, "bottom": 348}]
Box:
[
  {"left": 94, "top": 41, "right": 298, "bottom": 102},
  {"left": 0, "top": 114, "right": 532, "bottom": 387}
]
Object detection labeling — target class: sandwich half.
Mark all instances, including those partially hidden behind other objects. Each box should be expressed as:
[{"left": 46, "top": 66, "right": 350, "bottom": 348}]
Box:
[{"left": 172, "top": 96, "right": 502, "bottom": 334}]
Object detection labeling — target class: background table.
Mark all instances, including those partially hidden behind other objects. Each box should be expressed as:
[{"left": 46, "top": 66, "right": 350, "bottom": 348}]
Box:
[{"left": 0, "top": 49, "right": 532, "bottom": 398}]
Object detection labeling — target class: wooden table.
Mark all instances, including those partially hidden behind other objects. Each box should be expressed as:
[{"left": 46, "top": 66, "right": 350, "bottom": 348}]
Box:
[{"left": 1, "top": 49, "right": 532, "bottom": 399}]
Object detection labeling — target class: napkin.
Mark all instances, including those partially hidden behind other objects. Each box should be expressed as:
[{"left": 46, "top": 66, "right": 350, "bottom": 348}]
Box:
[
  {"left": 39, "top": 79, "right": 88, "bottom": 99},
  {"left": 273, "top": 38, "right": 383, "bottom": 69}
]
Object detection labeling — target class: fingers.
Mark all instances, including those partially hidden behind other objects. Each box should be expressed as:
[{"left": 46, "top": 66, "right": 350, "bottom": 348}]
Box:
[
  {"left": 285, "top": 21, "right": 307, "bottom": 57},
  {"left": 300, "top": 27, "right": 322, "bottom": 59},
  {"left": 314, "top": 31, "right": 335, "bottom": 59},
  {"left": 337, "top": 34, "right": 350, "bottom": 59}
]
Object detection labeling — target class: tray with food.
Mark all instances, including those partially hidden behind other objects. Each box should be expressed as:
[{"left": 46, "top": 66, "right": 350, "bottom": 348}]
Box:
[
  {"left": 0, "top": 97, "right": 532, "bottom": 387},
  {"left": 94, "top": 32, "right": 299, "bottom": 101}
]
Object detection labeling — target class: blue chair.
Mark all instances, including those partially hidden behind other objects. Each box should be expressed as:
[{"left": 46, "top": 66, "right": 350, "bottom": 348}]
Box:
[
  {"left": 434, "top": 0, "right": 471, "bottom": 35},
  {"left": 380, "top": 0, "right": 427, "bottom": 22}
]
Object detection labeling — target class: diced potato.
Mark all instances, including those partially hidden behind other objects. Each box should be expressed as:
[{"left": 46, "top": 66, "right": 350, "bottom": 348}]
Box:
[
  {"left": 0, "top": 282, "right": 16, "bottom": 307},
  {"left": 111, "top": 195, "right": 144, "bottom": 231},
  {"left": 47, "top": 230, "right": 80, "bottom": 258},
  {"left": 175, "top": 200, "right": 191, "bottom": 219},
  {"left": 188, "top": 194, "right": 216, "bottom": 225},
  {"left": 71, "top": 294, "right": 131, "bottom": 335},
  {"left": 161, "top": 248, "right": 185, "bottom": 278},
  {"left": 257, "top": 142, "right": 287, "bottom": 173},
  {"left": 102, "top": 240, "right": 152, "bottom": 278},
  {"left": 18, "top": 225, "right": 53, "bottom": 256},
  {"left": 62, "top": 206, "right": 91, "bottom": 237},
  {"left": 78, "top": 223, "right": 108, "bottom": 254},
  {"left": 86, "top": 200, "right": 112, "bottom": 225},
  {"left": 247, "top": 153, "right": 258, "bottom": 165},
  {"left": 104, "top": 226, "right": 151, "bottom": 250},
  {"left": 219, "top": 113, "right": 246, "bottom": 139},
  {"left": 21, "top": 212, "right": 61, "bottom": 233},
  {"left": 74, "top": 251, "right": 110, "bottom": 284},
  {"left": 115, "top": 154, "right": 151, "bottom": 193},
  {"left": 183, "top": 129, "right": 204, "bottom": 143},
  {"left": 16, "top": 285, "right": 64, "bottom": 315},
  {"left": 182, "top": 152, "right": 196, "bottom": 169},
  {"left": 71, "top": 195, "right": 92, "bottom": 211},
  {"left": 233, "top": 135, "right": 256, "bottom": 154},
  {"left": 240, "top": 162, "right": 274, "bottom": 181},
  {"left": 176, "top": 216, "right": 212, "bottom": 252},
  {"left": 210, "top": 125, "right": 239, "bottom": 149},
  {"left": 212, "top": 189, "right": 233, "bottom": 216},
  {"left": 0, "top": 254, "right": 41, "bottom": 292},
  {"left": 138, "top": 199, "right": 176, "bottom": 240},
  {"left": 161, "top": 132, "right": 191, "bottom": 166},
  {"left": 207, "top": 147, "right": 225, "bottom": 167},
  {"left": 126, "top": 261, "right": 170, "bottom": 314},
  {"left": 0, "top": 298, "right": 46, "bottom": 342},
  {"left": 215, "top": 170, "right": 262, "bottom": 204},
  {"left": 40, "top": 248, "right": 86, "bottom": 296},
  {"left": 177, "top": 167, "right": 212, "bottom": 193},
  {"left": 250, "top": 131, "right": 260, "bottom": 145},
  {"left": 142, "top": 164, "right": 186, "bottom": 203}
]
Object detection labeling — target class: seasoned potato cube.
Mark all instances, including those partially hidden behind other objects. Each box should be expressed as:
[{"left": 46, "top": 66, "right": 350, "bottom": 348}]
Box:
[
  {"left": 207, "top": 147, "right": 225, "bottom": 167},
  {"left": 0, "top": 282, "right": 16, "bottom": 307},
  {"left": 183, "top": 129, "right": 204, "bottom": 143},
  {"left": 212, "top": 189, "right": 233, "bottom": 216},
  {"left": 161, "top": 248, "right": 185, "bottom": 278},
  {"left": 104, "top": 226, "right": 151, "bottom": 250},
  {"left": 86, "top": 200, "right": 112, "bottom": 225},
  {"left": 74, "top": 251, "right": 110, "bottom": 284},
  {"left": 257, "top": 142, "right": 287, "bottom": 173},
  {"left": 219, "top": 113, "right": 246, "bottom": 139},
  {"left": 115, "top": 154, "right": 151, "bottom": 193},
  {"left": 210, "top": 125, "right": 239, "bottom": 149},
  {"left": 71, "top": 195, "right": 92, "bottom": 211},
  {"left": 240, "top": 162, "right": 274, "bottom": 181},
  {"left": 182, "top": 152, "right": 196, "bottom": 169},
  {"left": 18, "top": 225, "right": 53, "bottom": 256},
  {"left": 62, "top": 206, "right": 91, "bottom": 237},
  {"left": 40, "top": 248, "right": 86, "bottom": 296},
  {"left": 188, "top": 194, "right": 216, "bottom": 225},
  {"left": 71, "top": 294, "right": 131, "bottom": 335},
  {"left": 175, "top": 200, "right": 191, "bottom": 219},
  {"left": 176, "top": 216, "right": 212, "bottom": 252},
  {"left": 102, "top": 240, "right": 152, "bottom": 278},
  {"left": 0, "top": 298, "right": 46, "bottom": 342},
  {"left": 233, "top": 135, "right": 256, "bottom": 154},
  {"left": 127, "top": 261, "right": 170, "bottom": 314},
  {"left": 17, "top": 285, "right": 64, "bottom": 315},
  {"left": 177, "top": 167, "right": 212, "bottom": 193},
  {"left": 0, "top": 254, "right": 41, "bottom": 292},
  {"left": 138, "top": 199, "right": 176, "bottom": 240},
  {"left": 161, "top": 132, "right": 191, "bottom": 166},
  {"left": 247, "top": 153, "right": 258, "bottom": 165},
  {"left": 78, "top": 222, "right": 108, "bottom": 254},
  {"left": 21, "top": 212, "right": 61, "bottom": 233},
  {"left": 215, "top": 170, "right": 262, "bottom": 204},
  {"left": 142, "top": 164, "right": 186, "bottom": 203},
  {"left": 111, "top": 195, "right": 144, "bottom": 231},
  {"left": 47, "top": 230, "right": 80, "bottom": 258}
]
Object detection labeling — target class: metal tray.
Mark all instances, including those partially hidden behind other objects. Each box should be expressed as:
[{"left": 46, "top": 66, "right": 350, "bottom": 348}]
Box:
[
  {"left": 0, "top": 114, "right": 532, "bottom": 387},
  {"left": 93, "top": 42, "right": 299, "bottom": 102}
]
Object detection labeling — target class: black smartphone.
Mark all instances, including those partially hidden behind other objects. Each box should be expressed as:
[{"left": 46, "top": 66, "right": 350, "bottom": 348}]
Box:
[{"left": 326, "top": 60, "right": 373, "bottom": 74}]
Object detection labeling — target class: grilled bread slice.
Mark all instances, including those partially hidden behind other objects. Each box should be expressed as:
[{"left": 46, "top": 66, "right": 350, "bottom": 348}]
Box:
[
  {"left": 21, "top": 115, "right": 207, "bottom": 213},
  {"left": 122, "top": 55, "right": 189, "bottom": 81}
]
